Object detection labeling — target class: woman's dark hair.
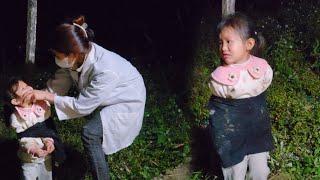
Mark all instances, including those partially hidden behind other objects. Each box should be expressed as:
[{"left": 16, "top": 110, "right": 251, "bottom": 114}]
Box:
[
  {"left": 217, "top": 12, "right": 265, "bottom": 56},
  {"left": 51, "top": 15, "right": 95, "bottom": 66},
  {"left": 2, "top": 77, "right": 25, "bottom": 127}
]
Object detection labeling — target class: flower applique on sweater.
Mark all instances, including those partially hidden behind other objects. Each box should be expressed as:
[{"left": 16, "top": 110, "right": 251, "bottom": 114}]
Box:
[{"left": 209, "top": 56, "right": 273, "bottom": 99}]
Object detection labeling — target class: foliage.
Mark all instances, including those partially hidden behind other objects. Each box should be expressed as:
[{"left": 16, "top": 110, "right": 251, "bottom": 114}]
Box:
[
  {"left": 108, "top": 80, "right": 190, "bottom": 179},
  {"left": 187, "top": 17, "right": 220, "bottom": 126},
  {"left": 311, "top": 39, "right": 320, "bottom": 73},
  {"left": 256, "top": 0, "right": 320, "bottom": 73},
  {"left": 266, "top": 33, "right": 320, "bottom": 179}
]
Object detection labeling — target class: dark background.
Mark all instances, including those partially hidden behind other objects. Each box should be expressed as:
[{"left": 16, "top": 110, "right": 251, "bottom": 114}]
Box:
[{"left": 0, "top": 0, "right": 280, "bottom": 93}]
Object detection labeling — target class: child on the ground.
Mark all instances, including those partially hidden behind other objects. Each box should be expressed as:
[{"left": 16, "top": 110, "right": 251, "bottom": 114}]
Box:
[
  {"left": 4, "top": 77, "right": 65, "bottom": 180},
  {"left": 208, "top": 13, "right": 274, "bottom": 180}
]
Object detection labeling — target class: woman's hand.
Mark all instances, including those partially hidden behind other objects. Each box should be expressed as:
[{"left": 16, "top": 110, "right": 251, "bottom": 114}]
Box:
[{"left": 23, "top": 90, "right": 55, "bottom": 104}]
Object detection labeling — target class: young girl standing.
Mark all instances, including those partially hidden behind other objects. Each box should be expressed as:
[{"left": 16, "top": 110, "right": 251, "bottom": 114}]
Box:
[{"left": 208, "top": 13, "right": 274, "bottom": 180}]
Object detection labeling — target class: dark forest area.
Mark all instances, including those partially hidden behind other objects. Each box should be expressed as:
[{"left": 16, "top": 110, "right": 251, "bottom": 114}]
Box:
[{"left": 0, "top": 0, "right": 279, "bottom": 93}]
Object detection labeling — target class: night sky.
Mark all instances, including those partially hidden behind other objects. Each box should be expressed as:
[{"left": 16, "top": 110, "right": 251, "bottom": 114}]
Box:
[{"left": 0, "top": 0, "right": 280, "bottom": 92}]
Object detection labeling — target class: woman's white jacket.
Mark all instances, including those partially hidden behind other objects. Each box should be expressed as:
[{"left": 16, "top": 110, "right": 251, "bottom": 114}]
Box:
[{"left": 47, "top": 43, "right": 146, "bottom": 155}]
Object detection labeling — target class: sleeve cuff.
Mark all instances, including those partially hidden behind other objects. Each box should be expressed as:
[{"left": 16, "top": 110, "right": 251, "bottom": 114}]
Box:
[
  {"left": 54, "top": 95, "right": 83, "bottom": 120},
  {"left": 54, "top": 95, "right": 70, "bottom": 120}
]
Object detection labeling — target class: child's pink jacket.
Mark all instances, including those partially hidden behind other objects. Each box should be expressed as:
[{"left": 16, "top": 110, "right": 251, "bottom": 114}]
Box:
[
  {"left": 209, "top": 55, "right": 273, "bottom": 99},
  {"left": 10, "top": 101, "right": 53, "bottom": 163}
]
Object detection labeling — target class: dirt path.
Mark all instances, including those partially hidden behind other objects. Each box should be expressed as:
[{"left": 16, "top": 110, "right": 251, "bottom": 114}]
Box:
[{"left": 154, "top": 159, "right": 191, "bottom": 180}]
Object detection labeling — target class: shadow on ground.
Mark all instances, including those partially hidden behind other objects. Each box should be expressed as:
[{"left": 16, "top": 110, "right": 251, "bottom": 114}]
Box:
[
  {"left": 54, "top": 145, "right": 88, "bottom": 180},
  {"left": 0, "top": 139, "right": 21, "bottom": 180},
  {"left": 190, "top": 126, "right": 223, "bottom": 179}
]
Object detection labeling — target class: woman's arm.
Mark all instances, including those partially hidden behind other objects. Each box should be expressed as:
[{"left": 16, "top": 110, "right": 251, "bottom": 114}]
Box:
[
  {"left": 26, "top": 70, "right": 119, "bottom": 120},
  {"left": 54, "top": 70, "right": 119, "bottom": 120},
  {"left": 22, "top": 90, "right": 55, "bottom": 104},
  {"left": 23, "top": 68, "right": 74, "bottom": 104}
]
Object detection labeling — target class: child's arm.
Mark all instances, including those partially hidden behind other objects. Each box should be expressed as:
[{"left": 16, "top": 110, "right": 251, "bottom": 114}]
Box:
[
  {"left": 10, "top": 113, "right": 26, "bottom": 133},
  {"left": 262, "top": 65, "right": 273, "bottom": 90},
  {"left": 208, "top": 78, "right": 228, "bottom": 98}
]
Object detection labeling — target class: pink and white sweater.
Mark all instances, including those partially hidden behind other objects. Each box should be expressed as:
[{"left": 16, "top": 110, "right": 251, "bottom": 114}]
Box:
[
  {"left": 10, "top": 101, "right": 53, "bottom": 163},
  {"left": 209, "top": 55, "right": 273, "bottom": 99}
]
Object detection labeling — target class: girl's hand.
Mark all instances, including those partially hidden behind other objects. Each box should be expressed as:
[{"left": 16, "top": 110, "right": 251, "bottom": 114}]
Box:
[
  {"left": 43, "top": 139, "right": 55, "bottom": 154},
  {"left": 27, "top": 147, "right": 48, "bottom": 158}
]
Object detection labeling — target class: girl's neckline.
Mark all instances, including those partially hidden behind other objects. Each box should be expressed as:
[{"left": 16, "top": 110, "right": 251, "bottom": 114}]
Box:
[
  {"left": 228, "top": 55, "right": 252, "bottom": 67},
  {"left": 76, "top": 44, "right": 95, "bottom": 73}
]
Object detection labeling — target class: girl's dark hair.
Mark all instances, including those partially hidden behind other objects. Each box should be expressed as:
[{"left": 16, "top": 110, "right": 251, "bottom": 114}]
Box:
[
  {"left": 217, "top": 12, "right": 265, "bottom": 56},
  {"left": 51, "top": 15, "right": 95, "bottom": 66},
  {"left": 2, "top": 77, "right": 25, "bottom": 127}
]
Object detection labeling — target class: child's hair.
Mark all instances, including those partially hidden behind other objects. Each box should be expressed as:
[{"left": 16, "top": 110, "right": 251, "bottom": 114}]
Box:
[
  {"left": 4, "top": 77, "right": 24, "bottom": 100},
  {"left": 1, "top": 77, "right": 27, "bottom": 126},
  {"left": 217, "top": 12, "right": 265, "bottom": 56}
]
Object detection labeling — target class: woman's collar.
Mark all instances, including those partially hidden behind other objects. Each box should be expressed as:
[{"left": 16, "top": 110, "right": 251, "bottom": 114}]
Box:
[{"left": 76, "top": 44, "right": 96, "bottom": 72}]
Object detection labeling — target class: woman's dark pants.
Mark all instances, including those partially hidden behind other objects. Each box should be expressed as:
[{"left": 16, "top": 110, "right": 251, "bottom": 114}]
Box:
[{"left": 81, "top": 112, "right": 109, "bottom": 180}]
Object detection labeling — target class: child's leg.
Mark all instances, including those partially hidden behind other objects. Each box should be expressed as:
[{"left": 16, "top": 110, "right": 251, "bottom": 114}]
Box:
[
  {"left": 247, "top": 152, "right": 270, "bottom": 180},
  {"left": 222, "top": 155, "right": 248, "bottom": 180},
  {"left": 21, "top": 163, "right": 39, "bottom": 180},
  {"left": 38, "top": 156, "right": 53, "bottom": 180}
]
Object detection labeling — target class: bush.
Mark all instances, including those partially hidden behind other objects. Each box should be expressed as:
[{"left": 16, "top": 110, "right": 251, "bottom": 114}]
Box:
[
  {"left": 108, "top": 81, "right": 191, "bottom": 179},
  {"left": 263, "top": 31, "right": 319, "bottom": 178},
  {"left": 257, "top": 0, "right": 320, "bottom": 69},
  {"left": 187, "top": 17, "right": 220, "bottom": 126}
]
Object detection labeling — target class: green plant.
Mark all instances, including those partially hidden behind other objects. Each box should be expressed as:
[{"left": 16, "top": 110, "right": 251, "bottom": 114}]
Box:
[
  {"left": 190, "top": 171, "right": 217, "bottom": 180},
  {"left": 266, "top": 31, "right": 320, "bottom": 179},
  {"left": 311, "top": 39, "right": 320, "bottom": 72},
  {"left": 108, "top": 90, "right": 190, "bottom": 179},
  {"left": 187, "top": 18, "right": 220, "bottom": 126}
]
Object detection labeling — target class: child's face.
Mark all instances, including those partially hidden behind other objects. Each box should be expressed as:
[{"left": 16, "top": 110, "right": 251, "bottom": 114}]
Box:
[
  {"left": 219, "top": 27, "right": 255, "bottom": 65},
  {"left": 10, "top": 81, "right": 33, "bottom": 106}
]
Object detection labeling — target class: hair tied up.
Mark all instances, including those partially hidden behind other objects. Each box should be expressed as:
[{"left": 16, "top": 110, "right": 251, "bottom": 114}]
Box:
[
  {"left": 73, "top": 23, "right": 88, "bottom": 38},
  {"left": 81, "top": 23, "right": 88, "bottom": 29}
]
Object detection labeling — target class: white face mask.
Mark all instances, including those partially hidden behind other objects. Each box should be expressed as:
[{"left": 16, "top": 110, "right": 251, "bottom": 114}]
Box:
[{"left": 55, "top": 57, "right": 74, "bottom": 68}]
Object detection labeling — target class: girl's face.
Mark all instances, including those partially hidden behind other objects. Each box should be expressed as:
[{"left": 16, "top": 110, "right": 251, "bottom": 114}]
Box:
[
  {"left": 11, "top": 81, "right": 33, "bottom": 107},
  {"left": 219, "top": 27, "right": 255, "bottom": 65}
]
